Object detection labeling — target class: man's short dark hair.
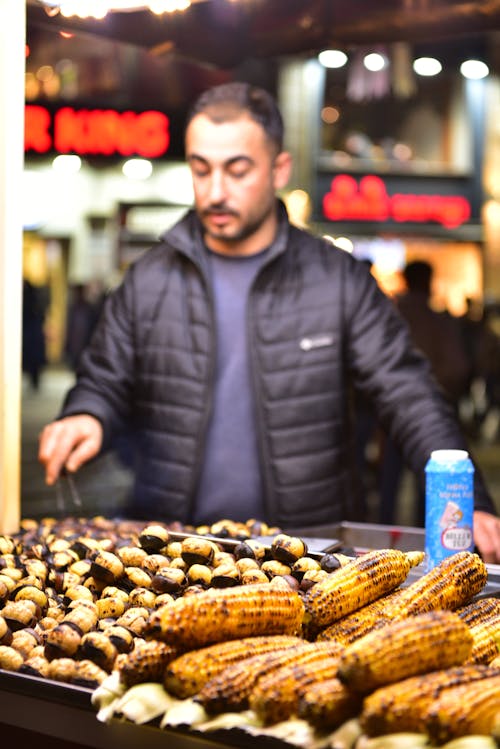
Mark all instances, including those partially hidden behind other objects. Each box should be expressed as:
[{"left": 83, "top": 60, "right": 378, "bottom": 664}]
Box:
[{"left": 186, "top": 82, "right": 284, "bottom": 152}]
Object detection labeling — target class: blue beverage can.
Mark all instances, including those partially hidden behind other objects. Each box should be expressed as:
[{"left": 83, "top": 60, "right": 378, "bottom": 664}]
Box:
[{"left": 424, "top": 449, "right": 474, "bottom": 571}]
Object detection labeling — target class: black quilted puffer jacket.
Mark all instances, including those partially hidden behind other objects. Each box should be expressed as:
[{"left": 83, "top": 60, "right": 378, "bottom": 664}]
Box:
[{"left": 61, "top": 204, "right": 495, "bottom": 525}]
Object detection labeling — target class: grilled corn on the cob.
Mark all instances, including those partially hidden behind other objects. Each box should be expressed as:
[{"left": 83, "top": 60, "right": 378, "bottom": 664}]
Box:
[
  {"left": 304, "top": 549, "right": 421, "bottom": 631},
  {"left": 380, "top": 551, "right": 487, "bottom": 621},
  {"left": 146, "top": 584, "right": 305, "bottom": 649},
  {"left": 361, "top": 663, "right": 500, "bottom": 736},
  {"left": 298, "top": 676, "right": 363, "bottom": 729},
  {"left": 248, "top": 641, "right": 345, "bottom": 725},
  {"left": 115, "top": 639, "right": 177, "bottom": 687},
  {"left": 337, "top": 609, "right": 473, "bottom": 693},
  {"left": 316, "top": 588, "right": 404, "bottom": 644},
  {"left": 163, "top": 634, "right": 303, "bottom": 698}
]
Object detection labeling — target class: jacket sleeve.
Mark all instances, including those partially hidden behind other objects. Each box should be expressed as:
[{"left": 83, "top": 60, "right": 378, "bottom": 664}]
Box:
[
  {"left": 59, "top": 271, "right": 137, "bottom": 450},
  {"left": 342, "top": 257, "right": 496, "bottom": 515}
]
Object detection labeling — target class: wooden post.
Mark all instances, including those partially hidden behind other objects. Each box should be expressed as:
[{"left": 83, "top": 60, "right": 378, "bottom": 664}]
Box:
[{"left": 0, "top": 0, "right": 25, "bottom": 533}]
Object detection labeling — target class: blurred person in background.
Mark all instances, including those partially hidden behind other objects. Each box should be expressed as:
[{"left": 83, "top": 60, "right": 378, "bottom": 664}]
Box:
[
  {"left": 22, "top": 278, "right": 50, "bottom": 391},
  {"left": 38, "top": 82, "right": 500, "bottom": 562},
  {"left": 379, "top": 260, "right": 471, "bottom": 526},
  {"left": 64, "top": 283, "right": 104, "bottom": 371}
]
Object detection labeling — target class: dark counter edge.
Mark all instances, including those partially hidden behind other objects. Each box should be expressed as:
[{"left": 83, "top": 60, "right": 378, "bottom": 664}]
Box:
[{"left": 0, "top": 669, "right": 294, "bottom": 749}]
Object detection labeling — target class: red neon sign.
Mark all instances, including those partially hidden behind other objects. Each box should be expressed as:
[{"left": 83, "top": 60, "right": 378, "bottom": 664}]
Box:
[
  {"left": 322, "top": 174, "right": 471, "bottom": 228},
  {"left": 25, "top": 105, "right": 170, "bottom": 158}
]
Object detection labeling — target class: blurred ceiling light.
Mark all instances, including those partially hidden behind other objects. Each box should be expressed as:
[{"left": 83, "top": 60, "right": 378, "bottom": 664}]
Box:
[
  {"left": 363, "top": 52, "right": 388, "bottom": 72},
  {"left": 318, "top": 50, "right": 348, "bottom": 69},
  {"left": 321, "top": 106, "right": 340, "bottom": 124},
  {"left": 460, "top": 59, "right": 489, "bottom": 79},
  {"left": 413, "top": 56, "right": 442, "bottom": 76},
  {"left": 122, "top": 158, "right": 153, "bottom": 180},
  {"left": 40, "top": 0, "right": 194, "bottom": 17},
  {"left": 52, "top": 154, "right": 82, "bottom": 174}
]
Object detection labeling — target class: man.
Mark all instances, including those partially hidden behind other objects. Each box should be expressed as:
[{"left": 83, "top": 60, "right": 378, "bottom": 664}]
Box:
[{"left": 39, "top": 82, "right": 500, "bottom": 562}]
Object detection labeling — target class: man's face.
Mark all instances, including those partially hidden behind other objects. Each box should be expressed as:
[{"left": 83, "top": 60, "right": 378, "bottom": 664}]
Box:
[{"left": 185, "top": 112, "right": 290, "bottom": 255}]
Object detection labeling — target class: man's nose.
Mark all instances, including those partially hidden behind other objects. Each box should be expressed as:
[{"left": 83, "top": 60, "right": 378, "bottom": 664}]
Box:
[{"left": 209, "top": 171, "right": 226, "bottom": 204}]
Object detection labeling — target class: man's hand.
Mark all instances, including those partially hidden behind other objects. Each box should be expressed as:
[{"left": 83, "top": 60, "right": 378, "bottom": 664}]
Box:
[
  {"left": 38, "top": 415, "right": 103, "bottom": 485},
  {"left": 473, "top": 510, "right": 500, "bottom": 564}
]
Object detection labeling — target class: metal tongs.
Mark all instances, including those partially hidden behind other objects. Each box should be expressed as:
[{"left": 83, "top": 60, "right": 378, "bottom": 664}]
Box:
[{"left": 55, "top": 470, "right": 83, "bottom": 515}]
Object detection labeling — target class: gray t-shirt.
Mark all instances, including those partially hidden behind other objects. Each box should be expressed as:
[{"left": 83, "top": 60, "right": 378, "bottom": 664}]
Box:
[{"left": 192, "top": 248, "right": 269, "bottom": 525}]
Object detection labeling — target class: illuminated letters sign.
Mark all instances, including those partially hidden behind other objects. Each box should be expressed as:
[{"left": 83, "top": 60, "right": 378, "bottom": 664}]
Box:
[
  {"left": 322, "top": 174, "right": 471, "bottom": 229},
  {"left": 25, "top": 105, "right": 170, "bottom": 158}
]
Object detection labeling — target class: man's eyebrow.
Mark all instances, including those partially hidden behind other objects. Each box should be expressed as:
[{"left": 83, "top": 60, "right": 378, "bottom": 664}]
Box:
[{"left": 187, "top": 153, "right": 254, "bottom": 167}]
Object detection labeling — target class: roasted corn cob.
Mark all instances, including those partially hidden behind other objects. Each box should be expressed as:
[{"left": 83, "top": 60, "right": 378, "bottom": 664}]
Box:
[
  {"left": 115, "top": 639, "right": 177, "bottom": 687},
  {"left": 455, "top": 597, "right": 500, "bottom": 664},
  {"left": 298, "top": 676, "right": 363, "bottom": 729},
  {"left": 248, "top": 640, "right": 345, "bottom": 725},
  {"left": 337, "top": 609, "right": 473, "bottom": 693},
  {"left": 163, "top": 634, "right": 303, "bottom": 698},
  {"left": 145, "top": 584, "right": 305, "bottom": 649},
  {"left": 316, "top": 588, "right": 404, "bottom": 644},
  {"left": 425, "top": 673, "right": 500, "bottom": 743},
  {"left": 303, "top": 549, "right": 421, "bottom": 631},
  {"left": 380, "top": 551, "right": 487, "bottom": 621},
  {"left": 361, "top": 663, "right": 500, "bottom": 736},
  {"left": 197, "top": 639, "right": 342, "bottom": 715}
]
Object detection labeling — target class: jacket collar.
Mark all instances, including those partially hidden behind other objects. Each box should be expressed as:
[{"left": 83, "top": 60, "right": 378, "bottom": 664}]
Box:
[{"left": 161, "top": 199, "right": 291, "bottom": 269}]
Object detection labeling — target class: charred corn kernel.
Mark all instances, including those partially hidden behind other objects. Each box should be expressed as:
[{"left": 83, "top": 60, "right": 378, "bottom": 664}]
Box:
[
  {"left": 304, "top": 549, "right": 416, "bottom": 631},
  {"left": 115, "top": 639, "right": 177, "bottom": 687},
  {"left": 316, "top": 588, "right": 403, "bottom": 645},
  {"left": 248, "top": 640, "right": 345, "bottom": 725},
  {"left": 338, "top": 610, "right": 473, "bottom": 694},
  {"left": 164, "top": 634, "right": 303, "bottom": 698},
  {"left": 467, "top": 618, "right": 500, "bottom": 664},
  {"left": 425, "top": 674, "right": 500, "bottom": 743},
  {"left": 380, "top": 551, "right": 487, "bottom": 621},
  {"left": 362, "top": 663, "right": 500, "bottom": 737},
  {"left": 298, "top": 676, "right": 363, "bottom": 729},
  {"left": 456, "top": 597, "right": 500, "bottom": 627},
  {"left": 0, "top": 645, "right": 24, "bottom": 671},
  {"left": 146, "top": 583, "right": 305, "bottom": 649},
  {"left": 196, "top": 641, "right": 316, "bottom": 714}
]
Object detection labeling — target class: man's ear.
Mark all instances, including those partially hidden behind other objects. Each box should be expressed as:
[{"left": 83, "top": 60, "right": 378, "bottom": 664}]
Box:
[{"left": 273, "top": 151, "right": 292, "bottom": 190}]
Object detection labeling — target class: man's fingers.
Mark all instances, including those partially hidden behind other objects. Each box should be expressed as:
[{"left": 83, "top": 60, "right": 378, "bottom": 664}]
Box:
[{"left": 38, "top": 416, "right": 103, "bottom": 485}]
